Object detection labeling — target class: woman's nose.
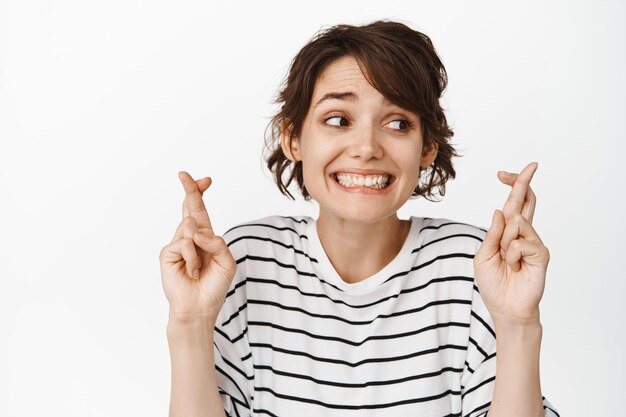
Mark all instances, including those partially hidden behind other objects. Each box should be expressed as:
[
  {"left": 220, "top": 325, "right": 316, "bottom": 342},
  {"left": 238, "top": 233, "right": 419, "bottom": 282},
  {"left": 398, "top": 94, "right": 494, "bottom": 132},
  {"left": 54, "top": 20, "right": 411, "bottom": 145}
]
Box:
[{"left": 347, "top": 124, "right": 384, "bottom": 160}]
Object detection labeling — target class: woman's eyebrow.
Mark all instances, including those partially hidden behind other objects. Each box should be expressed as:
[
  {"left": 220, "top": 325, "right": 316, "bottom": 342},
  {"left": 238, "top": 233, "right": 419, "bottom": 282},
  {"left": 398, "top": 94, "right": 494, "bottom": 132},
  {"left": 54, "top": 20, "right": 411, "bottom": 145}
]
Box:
[
  {"left": 313, "top": 91, "right": 358, "bottom": 109},
  {"left": 313, "top": 91, "right": 395, "bottom": 109}
]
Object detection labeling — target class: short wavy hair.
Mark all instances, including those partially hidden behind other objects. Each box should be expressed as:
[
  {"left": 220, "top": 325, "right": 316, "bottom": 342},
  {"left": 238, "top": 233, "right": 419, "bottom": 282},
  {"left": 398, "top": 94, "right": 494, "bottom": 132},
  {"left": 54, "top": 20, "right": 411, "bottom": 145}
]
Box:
[{"left": 265, "top": 20, "right": 458, "bottom": 201}]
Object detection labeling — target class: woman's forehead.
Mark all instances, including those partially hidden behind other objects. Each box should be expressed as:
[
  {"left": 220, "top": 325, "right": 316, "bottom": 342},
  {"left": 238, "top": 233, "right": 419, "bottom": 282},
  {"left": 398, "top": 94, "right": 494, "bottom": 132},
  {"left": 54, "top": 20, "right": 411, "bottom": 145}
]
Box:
[
  {"left": 312, "top": 56, "right": 390, "bottom": 107},
  {"left": 317, "top": 56, "right": 364, "bottom": 84}
]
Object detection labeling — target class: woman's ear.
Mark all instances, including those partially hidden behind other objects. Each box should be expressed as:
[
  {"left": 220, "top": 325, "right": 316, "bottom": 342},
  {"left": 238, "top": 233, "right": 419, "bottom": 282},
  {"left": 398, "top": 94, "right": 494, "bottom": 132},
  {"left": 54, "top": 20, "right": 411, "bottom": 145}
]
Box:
[
  {"left": 420, "top": 143, "right": 438, "bottom": 168},
  {"left": 280, "top": 122, "right": 301, "bottom": 162}
]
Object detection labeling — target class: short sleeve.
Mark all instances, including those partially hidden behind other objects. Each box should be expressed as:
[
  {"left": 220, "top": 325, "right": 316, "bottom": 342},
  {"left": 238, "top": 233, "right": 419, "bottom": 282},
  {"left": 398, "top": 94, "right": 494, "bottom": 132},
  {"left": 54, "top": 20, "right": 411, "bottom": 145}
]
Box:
[
  {"left": 213, "top": 240, "right": 254, "bottom": 417},
  {"left": 460, "top": 284, "right": 560, "bottom": 417}
]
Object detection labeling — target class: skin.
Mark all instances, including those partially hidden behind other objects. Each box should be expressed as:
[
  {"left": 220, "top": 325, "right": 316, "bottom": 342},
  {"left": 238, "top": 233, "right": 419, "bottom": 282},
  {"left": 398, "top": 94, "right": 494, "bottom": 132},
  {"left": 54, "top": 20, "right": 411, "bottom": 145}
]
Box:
[{"left": 160, "top": 56, "right": 549, "bottom": 417}]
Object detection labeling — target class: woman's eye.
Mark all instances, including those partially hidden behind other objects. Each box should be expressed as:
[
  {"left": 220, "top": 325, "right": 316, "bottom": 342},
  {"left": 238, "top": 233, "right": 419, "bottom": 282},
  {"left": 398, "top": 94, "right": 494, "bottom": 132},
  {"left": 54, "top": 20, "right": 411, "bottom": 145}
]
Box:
[
  {"left": 386, "top": 119, "right": 411, "bottom": 130},
  {"left": 324, "top": 116, "right": 349, "bottom": 127}
]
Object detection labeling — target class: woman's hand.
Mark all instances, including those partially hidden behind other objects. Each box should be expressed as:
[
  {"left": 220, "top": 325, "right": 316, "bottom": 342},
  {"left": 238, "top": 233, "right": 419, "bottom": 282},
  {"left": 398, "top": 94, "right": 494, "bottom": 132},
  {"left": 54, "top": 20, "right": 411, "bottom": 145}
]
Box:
[
  {"left": 474, "top": 162, "right": 550, "bottom": 328},
  {"left": 159, "top": 172, "right": 237, "bottom": 324}
]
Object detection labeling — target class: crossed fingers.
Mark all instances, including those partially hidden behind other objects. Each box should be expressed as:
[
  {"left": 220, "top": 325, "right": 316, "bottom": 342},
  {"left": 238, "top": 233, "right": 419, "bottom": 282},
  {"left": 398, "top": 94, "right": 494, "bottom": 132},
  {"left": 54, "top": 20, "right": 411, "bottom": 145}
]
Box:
[
  {"left": 179, "top": 171, "right": 213, "bottom": 228},
  {"left": 499, "top": 162, "right": 538, "bottom": 224},
  {"left": 166, "top": 172, "right": 214, "bottom": 280},
  {"left": 497, "top": 162, "right": 541, "bottom": 262}
]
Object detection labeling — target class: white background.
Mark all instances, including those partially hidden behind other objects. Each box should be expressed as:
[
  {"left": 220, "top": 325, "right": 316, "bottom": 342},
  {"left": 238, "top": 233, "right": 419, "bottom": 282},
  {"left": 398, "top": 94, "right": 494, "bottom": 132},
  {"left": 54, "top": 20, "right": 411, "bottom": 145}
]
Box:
[{"left": 1, "top": 0, "right": 624, "bottom": 416}]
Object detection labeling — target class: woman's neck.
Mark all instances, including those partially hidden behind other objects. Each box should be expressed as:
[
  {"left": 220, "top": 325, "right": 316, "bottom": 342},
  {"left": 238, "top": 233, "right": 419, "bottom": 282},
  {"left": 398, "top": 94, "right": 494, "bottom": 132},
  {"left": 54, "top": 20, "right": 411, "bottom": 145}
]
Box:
[{"left": 316, "top": 212, "right": 411, "bottom": 284}]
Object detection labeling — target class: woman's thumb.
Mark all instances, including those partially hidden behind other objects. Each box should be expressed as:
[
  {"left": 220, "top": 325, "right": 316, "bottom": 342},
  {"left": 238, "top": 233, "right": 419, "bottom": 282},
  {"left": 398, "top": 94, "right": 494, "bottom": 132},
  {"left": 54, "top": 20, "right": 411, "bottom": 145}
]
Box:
[{"left": 475, "top": 210, "right": 505, "bottom": 265}]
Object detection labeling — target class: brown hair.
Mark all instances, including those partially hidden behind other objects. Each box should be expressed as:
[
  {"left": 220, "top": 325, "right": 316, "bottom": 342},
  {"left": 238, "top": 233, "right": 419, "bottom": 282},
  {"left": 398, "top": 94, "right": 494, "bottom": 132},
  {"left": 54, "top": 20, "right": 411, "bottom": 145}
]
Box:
[{"left": 265, "top": 20, "right": 458, "bottom": 201}]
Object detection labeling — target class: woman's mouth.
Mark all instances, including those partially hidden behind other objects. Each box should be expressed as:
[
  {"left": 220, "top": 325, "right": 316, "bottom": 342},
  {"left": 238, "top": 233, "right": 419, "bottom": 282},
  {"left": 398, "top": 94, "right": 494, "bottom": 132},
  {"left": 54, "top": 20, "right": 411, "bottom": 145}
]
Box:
[{"left": 331, "top": 173, "right": 395, "bottom": 189}]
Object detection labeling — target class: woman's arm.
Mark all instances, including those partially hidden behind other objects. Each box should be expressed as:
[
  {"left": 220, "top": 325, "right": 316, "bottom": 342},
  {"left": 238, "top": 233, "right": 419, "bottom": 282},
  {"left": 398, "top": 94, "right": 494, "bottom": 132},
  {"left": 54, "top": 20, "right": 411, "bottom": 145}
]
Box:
[
  {"left": 488, "top": 320, "right": 544, "bottom": 417},
  {"left": 167, "top": 314, "right": 227, "bottom": 417}
]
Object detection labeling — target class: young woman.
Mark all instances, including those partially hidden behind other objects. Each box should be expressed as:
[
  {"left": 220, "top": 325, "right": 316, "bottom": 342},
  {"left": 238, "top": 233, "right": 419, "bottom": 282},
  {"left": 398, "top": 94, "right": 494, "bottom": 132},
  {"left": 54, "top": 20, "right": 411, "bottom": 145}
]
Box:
[{"left": 160, "top": 21, "right": 558, "bottom": 417}]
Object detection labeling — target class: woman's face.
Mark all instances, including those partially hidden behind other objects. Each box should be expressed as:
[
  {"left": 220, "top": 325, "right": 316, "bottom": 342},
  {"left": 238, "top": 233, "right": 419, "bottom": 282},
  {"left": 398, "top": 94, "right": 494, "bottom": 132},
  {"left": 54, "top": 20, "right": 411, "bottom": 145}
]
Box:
[{"left": 284, "top": 55, "right": 437, "bottom": 225}]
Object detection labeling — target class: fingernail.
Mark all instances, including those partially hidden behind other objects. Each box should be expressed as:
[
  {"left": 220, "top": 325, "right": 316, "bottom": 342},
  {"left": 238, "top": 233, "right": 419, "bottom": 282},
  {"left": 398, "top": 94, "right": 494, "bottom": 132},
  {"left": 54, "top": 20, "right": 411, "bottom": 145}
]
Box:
[
  {"left": 499, "top": 171, "right": 513, "bottom": 176},
  {"left": 193, "top": 269, "right": 200, "bottom": 280}
]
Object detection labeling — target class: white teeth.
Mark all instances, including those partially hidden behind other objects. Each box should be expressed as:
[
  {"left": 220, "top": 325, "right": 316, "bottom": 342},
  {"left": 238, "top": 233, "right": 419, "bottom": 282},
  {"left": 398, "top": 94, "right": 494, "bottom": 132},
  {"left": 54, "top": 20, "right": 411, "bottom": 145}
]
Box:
[{"left": 335, "top": 174, "right": 390, "bottom": 189}]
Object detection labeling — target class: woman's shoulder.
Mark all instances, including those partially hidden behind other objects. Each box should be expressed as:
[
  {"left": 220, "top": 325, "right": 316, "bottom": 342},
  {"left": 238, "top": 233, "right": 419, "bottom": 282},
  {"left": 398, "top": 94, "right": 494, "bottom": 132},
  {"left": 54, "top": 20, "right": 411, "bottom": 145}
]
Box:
[
  {"left": 411, "top": 216, "right": 487, "bottom": 250},
  {"left": 415, "top": 216, "right": 487, "bottom": 235},
  {"left": 222, "top": 214, "right": 313, "bottom": 244},
  {"left": 221, "top": 215, "right": 313, "bottom": 272}
]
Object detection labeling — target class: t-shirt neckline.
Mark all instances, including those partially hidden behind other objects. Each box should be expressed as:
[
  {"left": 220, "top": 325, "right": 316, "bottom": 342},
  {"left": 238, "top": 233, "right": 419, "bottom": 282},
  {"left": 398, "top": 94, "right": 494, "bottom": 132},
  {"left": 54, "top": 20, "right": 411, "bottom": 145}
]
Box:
[{"left": 305, "top": 217, "right": 421, "bottom": 294}]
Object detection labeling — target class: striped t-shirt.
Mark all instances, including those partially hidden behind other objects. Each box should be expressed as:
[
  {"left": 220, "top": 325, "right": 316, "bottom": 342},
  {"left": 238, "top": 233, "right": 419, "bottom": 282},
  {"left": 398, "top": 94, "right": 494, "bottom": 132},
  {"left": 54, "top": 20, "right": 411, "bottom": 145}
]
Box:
[{"left": 213, "top": 215, "right": 558, "bottom": 417}]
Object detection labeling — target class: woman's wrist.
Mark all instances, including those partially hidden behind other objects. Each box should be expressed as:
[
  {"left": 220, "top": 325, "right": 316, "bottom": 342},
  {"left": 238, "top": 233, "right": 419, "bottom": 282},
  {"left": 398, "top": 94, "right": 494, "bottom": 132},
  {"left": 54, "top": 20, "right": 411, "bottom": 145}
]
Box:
[
  {"left": 491, "top": 308, "right": 542, "bottom": 333},
  {"left": 495, "top": 320, "right": 543, "bottom": 348},
  {"left": 167, "top": 310, "right": 217, "bottom": 342}
]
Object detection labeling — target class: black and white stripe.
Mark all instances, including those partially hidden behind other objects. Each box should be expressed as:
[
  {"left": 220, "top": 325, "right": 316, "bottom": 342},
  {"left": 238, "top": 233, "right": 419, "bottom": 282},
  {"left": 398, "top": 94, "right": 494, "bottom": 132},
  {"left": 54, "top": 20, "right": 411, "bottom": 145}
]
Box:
[{"left": 213, "top": 215, "right": 558, "bottom": 417}]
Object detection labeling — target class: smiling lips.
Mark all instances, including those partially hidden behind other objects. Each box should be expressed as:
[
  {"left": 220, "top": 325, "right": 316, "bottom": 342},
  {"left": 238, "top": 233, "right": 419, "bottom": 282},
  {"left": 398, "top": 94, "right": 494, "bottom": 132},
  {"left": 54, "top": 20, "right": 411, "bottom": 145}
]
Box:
[{"left": 332, "top": 171, "right": 394, "bottom": 190}]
